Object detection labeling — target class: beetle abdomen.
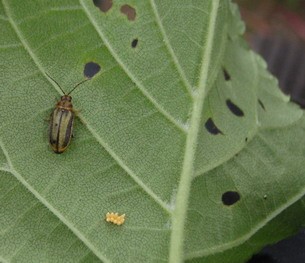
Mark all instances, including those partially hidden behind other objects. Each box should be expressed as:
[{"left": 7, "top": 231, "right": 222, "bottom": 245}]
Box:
[{"left": 49, "top": 108, "right": 74, "bottom": 154}]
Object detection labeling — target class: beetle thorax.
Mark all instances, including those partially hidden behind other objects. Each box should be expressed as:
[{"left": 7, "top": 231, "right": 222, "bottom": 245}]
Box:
[{"left": 57, "top": 95, "right": 73, "bottom": 110}]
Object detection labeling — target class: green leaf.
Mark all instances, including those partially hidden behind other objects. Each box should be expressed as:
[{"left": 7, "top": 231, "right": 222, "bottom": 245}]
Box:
[
  {"left": 0, "top": 0, "right": 304, "bottom": 262},
  {"left": 0, "top": 170, "right": 101, "bottom": 263}
]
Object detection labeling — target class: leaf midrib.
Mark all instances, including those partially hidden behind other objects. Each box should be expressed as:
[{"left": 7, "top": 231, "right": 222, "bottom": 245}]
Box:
[{"left": 168, "top": 1, "right": 221, "bottom": 263}]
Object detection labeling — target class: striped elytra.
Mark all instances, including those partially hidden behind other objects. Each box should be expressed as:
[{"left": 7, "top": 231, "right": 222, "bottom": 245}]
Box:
[
  {"left": 46, "top": 73, "right": 89, "bottom": 154},
  {"left": 49, "top": 95, "right": 75, "bottom": 154}
]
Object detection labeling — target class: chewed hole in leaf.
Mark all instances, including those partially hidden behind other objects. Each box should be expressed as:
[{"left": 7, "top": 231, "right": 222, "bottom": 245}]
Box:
[
  {"left": 84, "top": 62, "right": 101, "bottom": 78},
  {"left": 245, "top": 137, "right": 248, "bottom": 142},
  {"left": 222, "top": 191, "right": 240, "bottom": 206},
  {"left": 205, "top": 118, "right": 223, "bottom": 135},
  {"left": 223, "top": 68, "right": 231, "bottom": 81},
  {"left": 93, "top": 0, "right": 112, "bottom": 12},
  {"left": 120, "top": 4, "right": 136, "bottom": 21},
  {"left": 131, "top": 38, "right": 138, "bottom": 48},
  {"left": 258, "top": 99, "right": 266, "bottom": 111},
  {"left": 226, "top": 99, "right": 244, "bottom": 117}
]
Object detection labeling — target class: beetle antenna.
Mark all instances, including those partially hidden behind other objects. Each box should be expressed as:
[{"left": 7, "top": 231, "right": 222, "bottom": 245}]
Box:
[
  {"left": 67, "top": 78, "right": 90, "bottom": 95},
  {"left": 45, "top": 72, "right": 66, "bottom": 95}
]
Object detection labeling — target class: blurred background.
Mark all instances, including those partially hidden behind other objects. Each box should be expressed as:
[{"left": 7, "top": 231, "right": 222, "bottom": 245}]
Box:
[
  {"left": 235, "top": 0, "right": 305, "bottom": 106},
  {"left": 234, "top": 1, "right": 305, "bottom": 262}
]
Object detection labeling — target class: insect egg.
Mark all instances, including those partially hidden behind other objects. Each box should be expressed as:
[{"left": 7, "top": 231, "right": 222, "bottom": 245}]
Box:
[{"left": 105, "top": 212, "right": 126, "bottom": 225}]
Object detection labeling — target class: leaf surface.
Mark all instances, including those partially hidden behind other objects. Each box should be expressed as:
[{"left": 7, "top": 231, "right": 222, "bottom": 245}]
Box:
[{"left": 0, "top": 1, "right": 304, "bottom": 262}]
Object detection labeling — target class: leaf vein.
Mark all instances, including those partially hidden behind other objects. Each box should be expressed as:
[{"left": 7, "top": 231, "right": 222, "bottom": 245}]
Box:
[
  {"left": 0, "top": 137, "right": 111, "bottom": 263},
  {"left": 185, "top": 187, "right": 305, "bottom": 260},
  {"left": 2, "top": 0, "right": 171, "bottom": 217},
  {"left": 1, "top": 2, "right": 112, "bottom": 261},
  {"left": 78, "top": 114, "right": 172, "bottom": 214},
  {"left": 149, "top": 0, "right": 194, "bottom": 96},
  {"left": 79, "top": 0, "right": 187, "bottom": 133}
]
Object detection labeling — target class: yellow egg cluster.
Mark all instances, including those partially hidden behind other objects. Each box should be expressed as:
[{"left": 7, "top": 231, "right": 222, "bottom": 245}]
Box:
[{"left": 105, "top": 212, "right": 126, "bottom": 225}]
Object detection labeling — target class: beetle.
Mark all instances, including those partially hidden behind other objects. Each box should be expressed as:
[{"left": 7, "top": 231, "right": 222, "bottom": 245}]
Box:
[{"left": 46, "top": 73, "right": 89, "bottom": 154}]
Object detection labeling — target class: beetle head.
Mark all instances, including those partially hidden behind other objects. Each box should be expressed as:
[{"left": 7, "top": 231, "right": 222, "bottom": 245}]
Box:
[{"left": 61, "top": 95, "right": 72, "bottom": 102}]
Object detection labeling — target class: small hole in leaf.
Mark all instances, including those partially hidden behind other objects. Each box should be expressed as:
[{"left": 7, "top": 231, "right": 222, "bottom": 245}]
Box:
[
  {"left": 223, "top": 68, "right": 231, "bottom": 81},
  {"left": 131, "top": 38, "right": 138, "bottom": 48},
  {"left": 258, "top": 99, "right": 266, "bottom": 111},
  {"left": 120, "top": 4, "right": 136, "bottom": 21},
  {"left": 222, "top": 191, "right": 240, "bottom": 206},
  {"left": 84, "top": 62, "right": 101, "bottom": 78},
  {"left": 226, "top": 99, "right": 244, "bottom": 117},
  {"left": 205, "top": 118, "right": 223, "bottom": 135},
  {"left": 245, "top": 137, "right": 248, "bottom": 142},
  {"left": 93, "top": 0, "right": 112, "bottom": 13}
]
